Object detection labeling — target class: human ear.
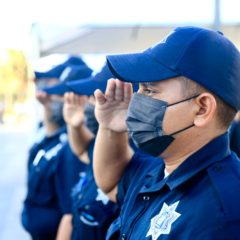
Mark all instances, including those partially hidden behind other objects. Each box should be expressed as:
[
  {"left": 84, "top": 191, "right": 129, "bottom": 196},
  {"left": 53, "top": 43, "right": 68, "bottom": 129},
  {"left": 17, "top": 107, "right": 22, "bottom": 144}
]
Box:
[{"left": 193, "top": 93, "right": 217, "bottom": 127}]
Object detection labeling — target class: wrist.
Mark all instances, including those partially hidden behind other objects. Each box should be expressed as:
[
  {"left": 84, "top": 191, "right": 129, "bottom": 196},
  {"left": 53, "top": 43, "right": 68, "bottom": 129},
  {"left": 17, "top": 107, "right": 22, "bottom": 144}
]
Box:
[
  {"left": 98, "top": 125, "right": 128, "bottom": 136},
  {"left": 67, "top": 120, "right": 84, "bottom": 129}
]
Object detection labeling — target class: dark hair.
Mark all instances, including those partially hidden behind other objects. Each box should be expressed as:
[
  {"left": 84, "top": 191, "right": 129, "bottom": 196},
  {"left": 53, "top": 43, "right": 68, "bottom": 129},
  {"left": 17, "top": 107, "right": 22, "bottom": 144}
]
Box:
[{"left": 179, "top": 76, "right": 237, "bottom": 129}]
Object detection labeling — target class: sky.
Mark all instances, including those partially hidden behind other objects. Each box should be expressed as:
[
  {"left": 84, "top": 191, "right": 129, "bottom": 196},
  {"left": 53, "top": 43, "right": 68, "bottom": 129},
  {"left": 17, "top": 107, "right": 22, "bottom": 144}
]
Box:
[
  {"left": 3, "top": 0, "right": 240, "bottom": 26},
  {"left": 1, "top": 0, "right": 240, "bottom": 66}
]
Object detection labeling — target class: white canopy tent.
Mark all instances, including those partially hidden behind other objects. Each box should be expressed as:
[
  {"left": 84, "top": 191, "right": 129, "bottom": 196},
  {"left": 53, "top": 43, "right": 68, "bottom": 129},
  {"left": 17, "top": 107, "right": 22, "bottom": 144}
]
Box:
[
  {"left": 32, "top": 24, "right": 240, "bottom": 57},
  {"left": 26, "top": 0, "right": 240, "bottom": 58}
]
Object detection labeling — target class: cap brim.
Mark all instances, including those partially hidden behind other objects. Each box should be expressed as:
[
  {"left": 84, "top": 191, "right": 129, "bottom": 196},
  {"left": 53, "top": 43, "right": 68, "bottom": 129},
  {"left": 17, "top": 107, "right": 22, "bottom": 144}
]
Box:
[
  {"left": 107, "top": 52, "right": 179, "bottom": 83},
  {"left": 42, "top": 83, "right": 69, "bottom": 95},
  {"left": 34, "top": 64, "right": 66, "bottom": 80},
  {"left": 67, "top": 78, "right": 106, "bottom": 96}
]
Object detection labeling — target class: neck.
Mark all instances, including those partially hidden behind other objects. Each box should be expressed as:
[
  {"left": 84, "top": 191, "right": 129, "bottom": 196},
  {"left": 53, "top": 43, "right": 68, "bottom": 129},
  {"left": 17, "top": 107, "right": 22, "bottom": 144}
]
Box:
[
  {"left": 45, "top": 123, "right": 60, "bottom": 137},
  {"left": 161, "top": 129, "right": 226, "bottom": 174}
]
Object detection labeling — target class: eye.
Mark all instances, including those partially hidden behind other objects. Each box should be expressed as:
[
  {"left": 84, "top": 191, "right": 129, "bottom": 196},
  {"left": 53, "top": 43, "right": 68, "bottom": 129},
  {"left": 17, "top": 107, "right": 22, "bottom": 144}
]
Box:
[{"left": 142, "top": 88, "right": 158, "bottom": 96}]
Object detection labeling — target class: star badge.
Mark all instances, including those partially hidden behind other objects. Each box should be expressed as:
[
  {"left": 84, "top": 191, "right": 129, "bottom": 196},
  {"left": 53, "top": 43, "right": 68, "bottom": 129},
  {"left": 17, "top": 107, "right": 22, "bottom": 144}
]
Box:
[
  {"left": 96, "top": 188, "right": 109, "bottom": 205},
  {"left": 146, "top": 201, "right": 181, "bottom": 240}
]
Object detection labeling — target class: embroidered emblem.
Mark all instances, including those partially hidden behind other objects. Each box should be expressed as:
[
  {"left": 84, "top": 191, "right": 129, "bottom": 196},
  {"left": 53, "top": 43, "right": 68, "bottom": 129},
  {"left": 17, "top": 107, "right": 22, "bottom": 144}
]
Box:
[
  {"left": 96, "top": 188, "right": 109, "bottom": 205},
  {"left": 80, "top": 213, "right": 99, "bottom": 226},
  {"left": 146, "top": 201, "right": 181, "bottom": 240}
]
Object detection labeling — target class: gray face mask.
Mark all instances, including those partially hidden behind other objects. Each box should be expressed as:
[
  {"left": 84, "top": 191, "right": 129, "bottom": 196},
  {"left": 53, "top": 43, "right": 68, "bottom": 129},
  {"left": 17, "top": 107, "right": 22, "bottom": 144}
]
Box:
[
  {"left": 126, "top": 93, "right": 198, "bottom": 156},
  {"left": 48, "top": 101, "right": 65, "bottom": 127},
  {"left": 84, "top": 103, "right": 99, "bottom": 135}
]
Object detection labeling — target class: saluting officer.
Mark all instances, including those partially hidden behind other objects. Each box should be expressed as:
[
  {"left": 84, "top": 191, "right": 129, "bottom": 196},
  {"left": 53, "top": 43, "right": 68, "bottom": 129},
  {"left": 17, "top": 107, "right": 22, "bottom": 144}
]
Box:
[
  {"left": 93, "top": 27, "right": 240, "bottom": 239},
  {"left": 63, "top": 64, "right": 119, "bottom": 240},
  {"left": 21, "top": 57, "right": 92, "bottom": 240}
]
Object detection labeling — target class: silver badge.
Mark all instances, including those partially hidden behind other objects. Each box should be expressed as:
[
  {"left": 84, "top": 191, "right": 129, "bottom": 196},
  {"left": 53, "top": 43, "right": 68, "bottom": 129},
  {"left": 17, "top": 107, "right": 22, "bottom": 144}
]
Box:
[{"left": 146, "top": 201, "right": 181, "bottom": 240}]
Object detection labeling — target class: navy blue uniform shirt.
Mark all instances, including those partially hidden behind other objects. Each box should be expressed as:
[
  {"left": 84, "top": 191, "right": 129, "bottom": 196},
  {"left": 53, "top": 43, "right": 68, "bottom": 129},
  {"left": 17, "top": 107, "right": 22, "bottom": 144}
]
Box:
[
  {"left": 229, "top": 121, "right": 240, "bottom": 157},
  {"left": 22, "top": 127, "right": 68, "bottom": 239},
  {"left": 55, "top": 142, "right": 87, "bottom": 214},
  {"left": 71, "top": 139, "right": 118, "bottom": 240},
  {"left": 107, "top": 133, "right": 240, "bottom": 240}
]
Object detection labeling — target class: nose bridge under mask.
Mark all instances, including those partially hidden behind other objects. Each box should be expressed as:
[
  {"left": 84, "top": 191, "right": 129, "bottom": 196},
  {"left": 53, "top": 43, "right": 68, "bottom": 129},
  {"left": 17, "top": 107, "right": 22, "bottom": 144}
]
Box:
[
  {"left": 126, "top": 93, "right": 168, "bottom": 145},
  {"left": 128, "top": 93, "right": 168, "bottom": 126}
]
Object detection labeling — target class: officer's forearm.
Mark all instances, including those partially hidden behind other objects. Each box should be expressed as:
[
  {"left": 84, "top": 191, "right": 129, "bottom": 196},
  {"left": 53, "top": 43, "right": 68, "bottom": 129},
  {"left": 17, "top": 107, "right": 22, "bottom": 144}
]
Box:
[
  {"left": 93, "top": 126, "right": 133, "bottom": 194},
  {"left": 56, "top": 214, "right": 72, "bottom": 240},
  {"left": 67, "top": 124, "right": 94, "bottom": 163}
]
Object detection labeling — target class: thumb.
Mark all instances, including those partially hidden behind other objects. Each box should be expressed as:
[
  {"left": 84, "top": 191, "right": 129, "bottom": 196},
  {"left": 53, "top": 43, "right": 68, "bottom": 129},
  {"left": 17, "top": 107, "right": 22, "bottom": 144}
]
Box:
[{"left": 94, "top": 89, "right": 106, "bottom": 106}]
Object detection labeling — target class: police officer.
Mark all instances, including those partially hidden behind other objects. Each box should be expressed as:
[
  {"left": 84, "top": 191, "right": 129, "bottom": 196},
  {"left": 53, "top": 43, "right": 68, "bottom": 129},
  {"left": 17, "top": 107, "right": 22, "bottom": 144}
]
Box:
[
  {"left": 62, "top": 64, "right": 119, "bottom": 240},
  {"left": 93, "top": 26, "right": 240, "bottom": 239},
  {"left": 54, "top": 140, "right": 87, "bottom": 240},
  {"left": 38, "top": 62, "right": 94, "bottom": 240},
  {"left": 22, "top": 60, "right": 92, "bottom": 240}
]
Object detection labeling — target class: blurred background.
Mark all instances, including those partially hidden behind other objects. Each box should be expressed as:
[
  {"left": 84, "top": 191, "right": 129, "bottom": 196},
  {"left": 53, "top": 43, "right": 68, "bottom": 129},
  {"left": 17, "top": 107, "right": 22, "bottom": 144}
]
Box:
[{"left": 0, "top": 0, "right": 240, "bottom": 239}]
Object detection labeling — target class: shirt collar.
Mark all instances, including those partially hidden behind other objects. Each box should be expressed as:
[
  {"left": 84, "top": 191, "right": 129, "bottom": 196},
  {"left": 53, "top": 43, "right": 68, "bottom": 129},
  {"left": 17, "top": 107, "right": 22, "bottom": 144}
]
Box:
[
  {"left": 140, "top": 133, "right": 230, "bottom": 193},
  {"left": 166, "top": 133, "right": 230, "bottom": 190}
]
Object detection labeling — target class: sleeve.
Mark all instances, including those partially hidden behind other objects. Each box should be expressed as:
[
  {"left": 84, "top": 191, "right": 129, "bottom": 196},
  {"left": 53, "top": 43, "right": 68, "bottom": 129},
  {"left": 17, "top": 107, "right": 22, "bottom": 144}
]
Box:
[
  {"left": 55, "top": 143, "right": 87, "bottom": 214},
  {"left": 116, "top": 150, "right": 152, "bottom": 206}
]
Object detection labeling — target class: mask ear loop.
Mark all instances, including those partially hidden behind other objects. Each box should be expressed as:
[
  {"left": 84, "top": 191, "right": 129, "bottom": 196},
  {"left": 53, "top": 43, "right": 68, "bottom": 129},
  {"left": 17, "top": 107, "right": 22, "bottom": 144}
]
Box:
[
  {"left": 167, "top": 94, "right": 201, "bottom": 136},
  {"left": 167, "top": 94, "right": 200, "bottom": 107},
  {"left": 169, "top": 124, "right": 195, "bottom": 136}
]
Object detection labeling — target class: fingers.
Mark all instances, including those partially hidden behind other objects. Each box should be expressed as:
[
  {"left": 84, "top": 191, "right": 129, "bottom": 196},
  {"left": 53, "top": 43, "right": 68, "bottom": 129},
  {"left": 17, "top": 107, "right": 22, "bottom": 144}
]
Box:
[
  {"left": 96, "top": 78, "right": 135, "bottom": 107},
  {"left": 104, "top": 78, "right": 127, "bottom": 101},
  {"left": 124, "top": 83, "right": 133, "bottom": 103},
  {"left": 36, "top": 90, "right": 47, "bottom": 99},
  {"left": 51, "top": 95, "right": 64, "bottom": 102},
  {"left": 36, "top": 91, "right": 51, "bottom": 104},
  {"left": 64, "top": 92, "right": 71, "bottom": 104},
  {"left": 115, "top": 79, "right": 124, "bottom": 101},
  {"left": 64, "top": 92, "right": 88, "bottom": 107},
  {"left": 94, "top": 89, "right": 106, "bottom": 105},
  {"left": 105, "top": 79, "right": 116, "bottom": 102},
  {"left": 77, "top": 95, "right": 88, "bottom": 106}
]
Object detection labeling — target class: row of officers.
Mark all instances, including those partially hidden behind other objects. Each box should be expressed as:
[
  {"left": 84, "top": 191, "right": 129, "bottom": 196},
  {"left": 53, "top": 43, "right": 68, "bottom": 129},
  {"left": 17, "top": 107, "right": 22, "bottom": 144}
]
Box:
[{"left": 21, "top": 26, "right": 240, "bottom": 240}]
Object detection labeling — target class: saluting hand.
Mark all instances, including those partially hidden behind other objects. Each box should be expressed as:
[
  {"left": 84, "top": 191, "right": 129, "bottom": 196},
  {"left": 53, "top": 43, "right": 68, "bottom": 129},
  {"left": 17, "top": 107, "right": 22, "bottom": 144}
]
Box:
[
  {"left": 36, "top": 91, "right": 52, "bottom": 106},
  {"left": 94, "top": 79, "right": 133, "bottom": 132},
  {"left": 63, "top": 92, "right": 88, "bottom": 127}
]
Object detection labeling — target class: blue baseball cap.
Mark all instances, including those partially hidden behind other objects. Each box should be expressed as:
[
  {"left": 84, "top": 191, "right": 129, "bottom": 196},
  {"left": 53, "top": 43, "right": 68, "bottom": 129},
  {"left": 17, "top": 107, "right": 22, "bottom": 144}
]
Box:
[
  {"left": 42, "top": 65, "right": 93, "bottom": 95},
  {"left": 34, "top": 56, "right": 87, "bottom": 80},
  {"left": 59, "top": 65, "right": 93, "bottom": 82},
  {"left": 35, "top": 64, "right": 66, "bottom": 80},
  {"left": 66, "top": 63, "right": 114, "bottom": 96},
  {"left": 107, "top": 26, "right": 240, "bottom": 110}
]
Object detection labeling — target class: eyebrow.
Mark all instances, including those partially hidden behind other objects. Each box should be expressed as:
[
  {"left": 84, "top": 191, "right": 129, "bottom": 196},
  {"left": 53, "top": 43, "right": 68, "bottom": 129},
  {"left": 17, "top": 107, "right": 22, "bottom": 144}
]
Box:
[{"left": 140, "top": 82, "right": 159, "bottom": 88}]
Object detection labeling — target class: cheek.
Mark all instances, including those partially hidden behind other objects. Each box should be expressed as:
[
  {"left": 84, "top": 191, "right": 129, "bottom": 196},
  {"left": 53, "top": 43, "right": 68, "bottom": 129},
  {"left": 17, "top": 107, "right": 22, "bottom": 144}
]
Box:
[
  {"left": 162, "top": 104, "right": 194, "bottom": 134},
  {"left": 162, "top": 108, "right": 175, "bottom": 134}
]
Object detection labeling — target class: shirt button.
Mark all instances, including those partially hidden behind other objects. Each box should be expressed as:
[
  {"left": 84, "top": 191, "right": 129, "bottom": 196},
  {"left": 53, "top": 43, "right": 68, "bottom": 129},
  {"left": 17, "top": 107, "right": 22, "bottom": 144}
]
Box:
[
  {"left": 121, "top": 233, "right": 126, "bottom": 240},
  {"left": 143, "top": 195, "right": 150, "bottom": 201},
  {"left": 84, "top": 205, "right": 90, "bottom": 210}
]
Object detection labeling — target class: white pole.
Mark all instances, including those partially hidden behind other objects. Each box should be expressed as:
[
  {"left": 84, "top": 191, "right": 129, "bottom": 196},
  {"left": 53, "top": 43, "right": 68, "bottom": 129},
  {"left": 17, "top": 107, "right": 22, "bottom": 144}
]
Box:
[{"left": 213, "top": 0, "right": 221, "bottom": 30}]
